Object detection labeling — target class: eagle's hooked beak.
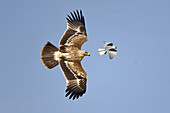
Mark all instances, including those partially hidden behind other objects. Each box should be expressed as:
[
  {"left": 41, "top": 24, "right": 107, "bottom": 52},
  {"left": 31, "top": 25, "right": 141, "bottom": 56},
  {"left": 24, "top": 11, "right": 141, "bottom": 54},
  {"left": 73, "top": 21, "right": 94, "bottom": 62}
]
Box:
[{"left": 86, "top": 52, "right": 90, "bottom": 56}]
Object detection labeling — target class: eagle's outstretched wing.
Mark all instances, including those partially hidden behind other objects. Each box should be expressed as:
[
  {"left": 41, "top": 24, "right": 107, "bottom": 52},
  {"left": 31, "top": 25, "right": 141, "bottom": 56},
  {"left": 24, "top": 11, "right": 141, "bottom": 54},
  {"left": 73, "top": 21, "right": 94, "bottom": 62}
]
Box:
[
  {"left": 59, "top": 60, "right": 87, "bottom": 100},
  {"left": 59, "top": 10, "right": 88, "bottom": 49}
]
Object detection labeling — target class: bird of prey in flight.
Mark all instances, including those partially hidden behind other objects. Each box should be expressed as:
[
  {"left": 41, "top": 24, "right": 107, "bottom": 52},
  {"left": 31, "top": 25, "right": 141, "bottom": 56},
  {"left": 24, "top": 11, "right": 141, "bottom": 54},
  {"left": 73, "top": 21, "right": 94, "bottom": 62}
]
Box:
[
  {"left": 40, "top": 10, "right": 90, "bottom": 100},
  {"left": 98, "top": 41, "right": 117, "bottom": 59}
]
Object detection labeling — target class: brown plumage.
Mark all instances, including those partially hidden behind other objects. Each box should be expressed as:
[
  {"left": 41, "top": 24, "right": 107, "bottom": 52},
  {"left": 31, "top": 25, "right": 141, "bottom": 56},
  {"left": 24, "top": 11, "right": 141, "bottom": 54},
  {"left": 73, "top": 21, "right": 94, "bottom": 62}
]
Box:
[{"left": 40, "top": 10, "right": 90, "bottom": 100}]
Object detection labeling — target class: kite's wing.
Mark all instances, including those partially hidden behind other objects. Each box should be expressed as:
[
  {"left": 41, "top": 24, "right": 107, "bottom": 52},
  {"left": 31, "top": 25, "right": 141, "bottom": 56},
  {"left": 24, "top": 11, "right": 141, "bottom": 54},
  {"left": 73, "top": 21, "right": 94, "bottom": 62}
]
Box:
[
  {"left": 108, "top": 48, "right": 117, "bottom": 59},
  {"left": 98, "top": 48, "right": 107, "bottom": 55},
  {"left": 104, "top": 41, "right": 113, "bottom": 49}
]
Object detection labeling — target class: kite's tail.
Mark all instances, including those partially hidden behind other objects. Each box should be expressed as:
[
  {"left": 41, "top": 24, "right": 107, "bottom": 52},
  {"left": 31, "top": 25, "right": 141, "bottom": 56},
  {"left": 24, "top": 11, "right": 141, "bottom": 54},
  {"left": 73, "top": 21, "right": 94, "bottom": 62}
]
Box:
[
  {"left": 41, "top": 41, "right": 59, "bottom": 69},
  {"left": 98, "top": 48, "right": 107, "bottom": 55}
]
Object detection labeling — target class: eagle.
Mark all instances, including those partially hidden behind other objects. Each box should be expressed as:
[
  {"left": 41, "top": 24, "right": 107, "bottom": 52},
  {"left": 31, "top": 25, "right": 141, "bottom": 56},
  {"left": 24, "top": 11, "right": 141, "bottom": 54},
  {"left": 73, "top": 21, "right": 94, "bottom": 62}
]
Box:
[
  {"left": 98, "top": 41, "right": 117, "bottom": 59},
  {"left": 40, "top": 10, "right": 90, "bottom": 100}
]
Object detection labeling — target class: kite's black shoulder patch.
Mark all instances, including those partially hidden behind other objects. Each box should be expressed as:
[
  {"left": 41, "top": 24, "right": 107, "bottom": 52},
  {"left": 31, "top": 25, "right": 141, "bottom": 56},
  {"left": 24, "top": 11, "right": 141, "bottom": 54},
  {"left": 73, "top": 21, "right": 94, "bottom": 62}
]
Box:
[
  {"left": 107, "top": 43, "right": 113, "bottom": 46},
  {"left": 109, "top": 48, "right": 117, "bottom": 52}
]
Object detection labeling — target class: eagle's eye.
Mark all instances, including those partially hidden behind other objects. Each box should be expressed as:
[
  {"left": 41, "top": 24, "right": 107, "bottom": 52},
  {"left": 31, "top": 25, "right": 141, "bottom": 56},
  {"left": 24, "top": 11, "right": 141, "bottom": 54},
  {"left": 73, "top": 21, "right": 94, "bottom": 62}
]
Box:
[{"left": 84, "top": 51, "right": 90, "bottom": 56}]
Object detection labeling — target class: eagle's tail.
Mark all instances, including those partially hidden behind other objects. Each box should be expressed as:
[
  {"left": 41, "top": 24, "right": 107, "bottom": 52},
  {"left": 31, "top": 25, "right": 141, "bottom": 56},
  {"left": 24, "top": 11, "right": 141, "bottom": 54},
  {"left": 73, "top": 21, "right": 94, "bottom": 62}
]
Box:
[
  {"left": 98, "top": 48, "right": 106, "bottom": 55},
  {"left": 41, "top": 41, "right": 59, "bottom": 69}
]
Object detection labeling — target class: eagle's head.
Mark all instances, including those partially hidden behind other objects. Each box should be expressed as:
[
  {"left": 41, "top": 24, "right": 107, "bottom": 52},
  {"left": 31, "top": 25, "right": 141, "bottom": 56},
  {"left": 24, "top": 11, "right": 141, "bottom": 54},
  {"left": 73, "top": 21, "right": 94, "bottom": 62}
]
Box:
[
  {"left": 84, "top": 51, "right": 90, "bottom": 56},
  {"left": 77, "top": 51, "right": 90, "bottom": 61},
  {"left": 81, "top": 51, "right": 90, "bottom": 56}
]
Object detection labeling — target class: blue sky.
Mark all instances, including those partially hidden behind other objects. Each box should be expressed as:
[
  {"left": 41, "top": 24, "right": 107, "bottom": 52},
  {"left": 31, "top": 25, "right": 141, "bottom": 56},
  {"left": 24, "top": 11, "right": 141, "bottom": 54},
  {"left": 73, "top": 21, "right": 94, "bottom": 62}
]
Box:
[{"left": 0, "top": 0, "right": 170, "bottom": 113}]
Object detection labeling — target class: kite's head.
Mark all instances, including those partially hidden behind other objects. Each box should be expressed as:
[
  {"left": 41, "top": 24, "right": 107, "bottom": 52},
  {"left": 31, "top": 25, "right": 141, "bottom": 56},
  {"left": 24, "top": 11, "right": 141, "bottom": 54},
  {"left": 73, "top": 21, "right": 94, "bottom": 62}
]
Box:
[{"left": 113, "top": 46, "right": 117, "bottom": 50}]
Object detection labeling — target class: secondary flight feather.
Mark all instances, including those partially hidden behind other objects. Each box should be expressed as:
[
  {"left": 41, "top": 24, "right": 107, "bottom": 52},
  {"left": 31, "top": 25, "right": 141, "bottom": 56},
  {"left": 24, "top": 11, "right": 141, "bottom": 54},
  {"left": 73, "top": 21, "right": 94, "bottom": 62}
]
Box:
[{"left": 40, "top": 10, "right": 89, "bottom": 100}]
